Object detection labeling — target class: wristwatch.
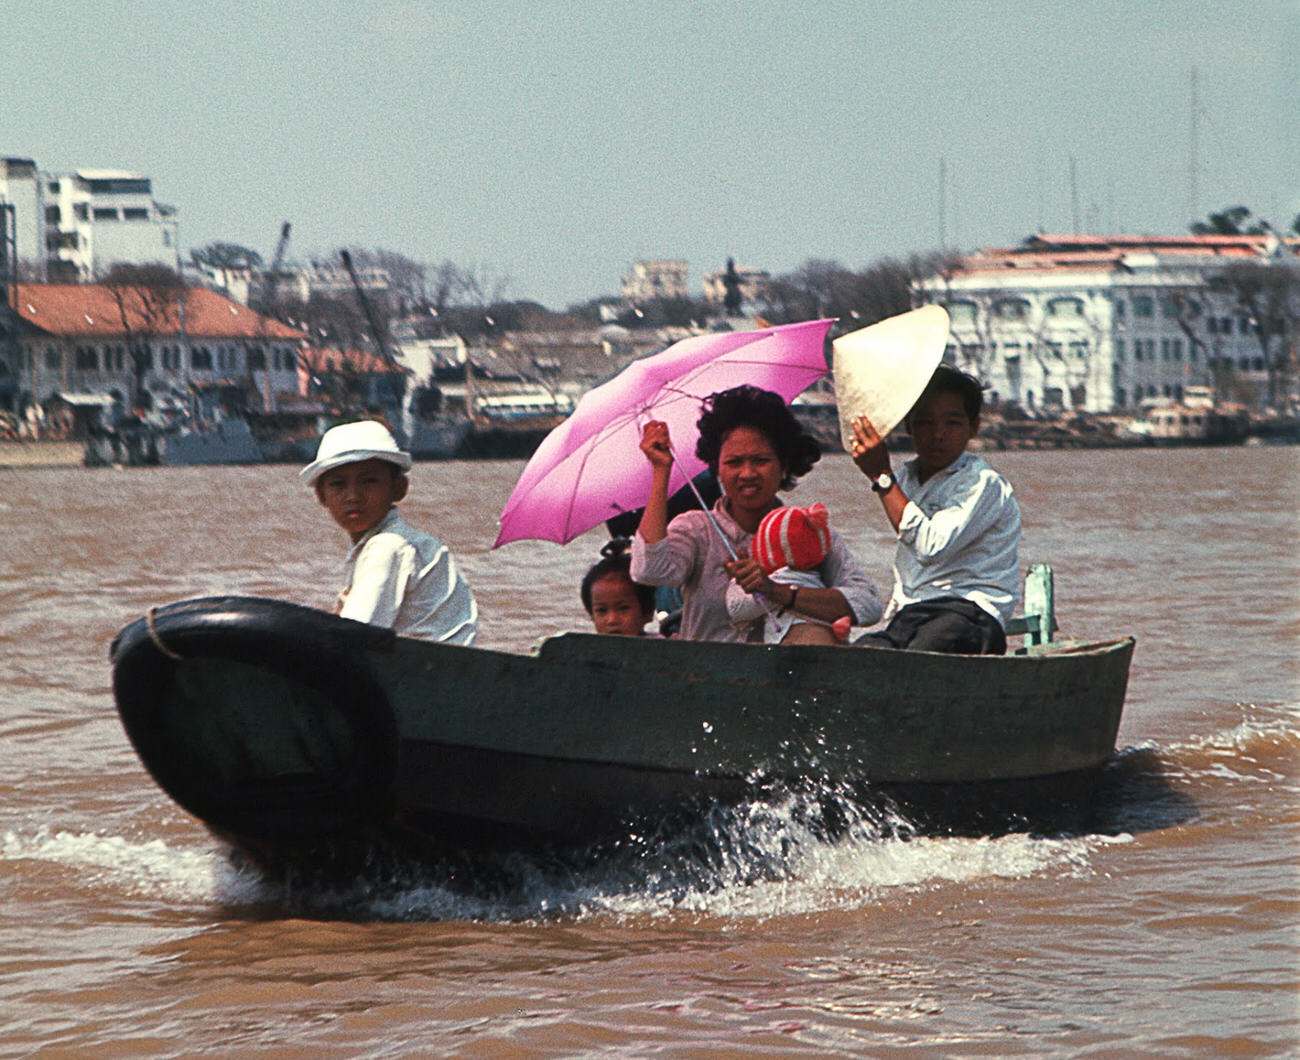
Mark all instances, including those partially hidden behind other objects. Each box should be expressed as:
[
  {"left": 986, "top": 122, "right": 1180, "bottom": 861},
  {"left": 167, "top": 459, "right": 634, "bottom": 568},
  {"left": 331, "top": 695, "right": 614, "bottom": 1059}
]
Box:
[{"left": 870, "top": 471, "right": 894, "bottom": 494}]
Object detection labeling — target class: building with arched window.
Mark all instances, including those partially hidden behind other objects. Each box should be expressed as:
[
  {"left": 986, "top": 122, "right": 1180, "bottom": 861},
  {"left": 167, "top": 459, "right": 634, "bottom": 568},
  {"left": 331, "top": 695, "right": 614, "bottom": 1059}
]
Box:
[
  {"left": 2, "top": 284, "right": 308, "bottom": 417},
  {"left": 915, "top": 233, "right": 1298, "bottom": 413}
]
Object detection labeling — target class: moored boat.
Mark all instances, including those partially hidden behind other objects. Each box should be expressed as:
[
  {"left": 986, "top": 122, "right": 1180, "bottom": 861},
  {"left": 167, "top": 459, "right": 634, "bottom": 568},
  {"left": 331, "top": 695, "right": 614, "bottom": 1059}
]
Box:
[{"left": 111, "top": 588, "right": 1134, "bottom": 875}]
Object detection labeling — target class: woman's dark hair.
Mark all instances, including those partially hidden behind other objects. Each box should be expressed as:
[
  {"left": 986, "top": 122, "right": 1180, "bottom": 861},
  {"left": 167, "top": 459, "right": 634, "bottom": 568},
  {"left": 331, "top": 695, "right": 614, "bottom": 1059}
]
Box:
[
  {"left": 580, "top": 538, "right": 656, "bottom": 616},
  {"left": 695, "top": 385, "right": 820, "bottom": 491}
]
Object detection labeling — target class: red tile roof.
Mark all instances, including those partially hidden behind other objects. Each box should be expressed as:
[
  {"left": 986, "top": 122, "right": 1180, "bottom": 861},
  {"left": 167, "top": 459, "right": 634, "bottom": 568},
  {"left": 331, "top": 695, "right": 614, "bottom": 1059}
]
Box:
[
  {"left": 15, "top": 283, "right": 306, "bottom": 341},
  {"left": 298, "top": 348, "right": 406, "bottom": 375},
  {"left": 948, "top": 232, "right": 1299, "bottom": 277}
]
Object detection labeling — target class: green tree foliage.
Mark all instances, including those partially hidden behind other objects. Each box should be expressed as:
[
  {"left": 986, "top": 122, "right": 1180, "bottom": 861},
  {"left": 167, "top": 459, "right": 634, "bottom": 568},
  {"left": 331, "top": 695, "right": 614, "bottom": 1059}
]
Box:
[
  {"left": 190, "top": 242, "right": 263, "bottom": 270},
  {"left": 1190, "top": 206, "right": 1271, "bottom": 236}
]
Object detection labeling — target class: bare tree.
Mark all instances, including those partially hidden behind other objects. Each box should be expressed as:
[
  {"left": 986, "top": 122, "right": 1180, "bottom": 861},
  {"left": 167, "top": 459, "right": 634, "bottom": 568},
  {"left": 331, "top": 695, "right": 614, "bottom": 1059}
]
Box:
[
  {"left": 100, "top": 263, "right": 188, "bottom": 406},
  {"left": 1211, "top": 260, "right": 1300, "bottom": 407}
]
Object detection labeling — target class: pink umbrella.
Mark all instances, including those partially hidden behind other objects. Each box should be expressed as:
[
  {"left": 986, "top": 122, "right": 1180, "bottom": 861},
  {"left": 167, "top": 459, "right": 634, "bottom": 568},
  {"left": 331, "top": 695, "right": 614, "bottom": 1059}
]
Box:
[{"left": 493, "top": 318, "right": 835, "bottom": 547}]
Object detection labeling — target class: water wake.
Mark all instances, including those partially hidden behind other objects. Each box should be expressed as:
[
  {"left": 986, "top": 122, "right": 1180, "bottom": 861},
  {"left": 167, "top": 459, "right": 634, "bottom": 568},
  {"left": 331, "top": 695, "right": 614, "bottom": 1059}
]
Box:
[
  {"left": 22, "top": 706, "right": 1292, "bottom": 926},
  {"left": 0, "top": 781, "right": 1122, "bottom": 924}
]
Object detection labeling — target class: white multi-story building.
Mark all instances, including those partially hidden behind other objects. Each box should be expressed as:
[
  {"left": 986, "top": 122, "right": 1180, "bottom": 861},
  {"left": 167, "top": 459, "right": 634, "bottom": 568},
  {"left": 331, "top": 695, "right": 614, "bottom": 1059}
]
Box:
[
  {"left": 0, "top": 157, "right": 179, "bottom": 280},
  {"left": 915, "top": 233, "right": 1298, "bottom": 412},
  {"left": 1, "top": 158, "right": 43, "bottom": 274},
  {"left": 621, "top": 260, "right": 688, "bottom": 304}
]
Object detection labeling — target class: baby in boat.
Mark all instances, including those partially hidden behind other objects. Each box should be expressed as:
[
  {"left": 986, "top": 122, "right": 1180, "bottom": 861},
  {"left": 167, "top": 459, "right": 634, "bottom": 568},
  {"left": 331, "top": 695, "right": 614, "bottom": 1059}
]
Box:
[{"left": 725, "top": 503, "right": 852, "bottom": 644}]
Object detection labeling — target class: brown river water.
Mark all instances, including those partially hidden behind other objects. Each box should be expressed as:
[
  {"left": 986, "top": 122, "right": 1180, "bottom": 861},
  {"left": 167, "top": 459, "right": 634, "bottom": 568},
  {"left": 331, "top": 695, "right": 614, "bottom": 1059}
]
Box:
[{"left": 1, "top": 446, "right": 1297, "bottom": 1058}]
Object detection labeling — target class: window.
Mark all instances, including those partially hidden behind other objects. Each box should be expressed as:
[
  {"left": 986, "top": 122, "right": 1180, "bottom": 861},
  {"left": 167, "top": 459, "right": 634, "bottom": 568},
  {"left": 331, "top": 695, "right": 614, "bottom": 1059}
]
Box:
[
  {"left": 993, "top": 298, "right": 1030, "bottom": 321},
  {"left": 45, "top": 347, "right": 60, "bottom": 369},
  {"left": 247, "top": 347, "right": 266, "bottom": 371},
  {"left": 1002, "top": 342, "right": 1021, "bottom": 359},
  {"left": 1070, "top": 341, "right": 1088, "bottom": 359},
  {"left": 122, "top": 207, "right": 148, "bottom": 221},
  {"left": 1132, "top": 294, "right": 1155, "bottom": 317},
  {"left": 1048, "top": 297, "right": 1084, "bottom": 318},
  {"left": 1172, "top": 339, "right": 1183, "bottom": 361},
  {"left": 191, "top": 346, "right": 212, "bottom": 370},
  {"left": 1114, "top": 338, "right": 1126, "bottom": 362},
  {"left": 1114, "top": 300, "right": 1127, "bottom": 319},
  {"left": 45, "top": 205, "right": 61, "bottom": 223},
  {"left": 75, "top": 346, "right": 98, "bottom": 370},
  {"left": 946, "top": 301, "right": 977, "bottom": 326},
  {"left": 74, "top": 203, "right": 88, "bottom": 221},
  {"left": 93, "top": 207, "right": 119, "bottom": 221}
]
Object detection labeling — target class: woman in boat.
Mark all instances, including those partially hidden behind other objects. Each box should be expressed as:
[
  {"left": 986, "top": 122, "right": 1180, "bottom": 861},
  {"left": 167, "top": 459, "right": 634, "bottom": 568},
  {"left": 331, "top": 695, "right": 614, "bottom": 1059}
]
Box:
[
  {"left": 631, "top": 385, "right": 881, "bottom": 644},
  {"left": 581, "top": 538, "right": 656, "bottom": 636}
]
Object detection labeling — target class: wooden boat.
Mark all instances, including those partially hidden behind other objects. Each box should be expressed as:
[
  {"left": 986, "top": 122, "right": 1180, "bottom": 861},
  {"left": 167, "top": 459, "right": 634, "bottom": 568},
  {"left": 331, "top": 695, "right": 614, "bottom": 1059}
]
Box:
[{"left": 110, "top": 577, "right": 1134, "bottom": 874}]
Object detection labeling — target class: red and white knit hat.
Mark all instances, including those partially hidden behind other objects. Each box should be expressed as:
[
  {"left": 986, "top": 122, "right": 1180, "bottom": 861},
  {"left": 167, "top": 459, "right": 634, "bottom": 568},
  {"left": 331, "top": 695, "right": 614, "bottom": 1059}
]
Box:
[{"left": 751, "top": 503, "right": 832, "bottom": 574}]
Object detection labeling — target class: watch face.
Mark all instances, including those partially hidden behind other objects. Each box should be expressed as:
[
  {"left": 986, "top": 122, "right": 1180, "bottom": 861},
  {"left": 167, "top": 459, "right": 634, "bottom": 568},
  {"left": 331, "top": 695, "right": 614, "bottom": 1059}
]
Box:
[{"left": 873, "top": 473, "right": 892, "bottom": 492}]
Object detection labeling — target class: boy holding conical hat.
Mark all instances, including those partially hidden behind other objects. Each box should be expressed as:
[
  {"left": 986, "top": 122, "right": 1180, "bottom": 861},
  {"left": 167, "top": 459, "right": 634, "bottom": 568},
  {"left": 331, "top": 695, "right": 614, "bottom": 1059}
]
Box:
[{"left": 850, "top": 365, "right": 1020, "bottom": 655}]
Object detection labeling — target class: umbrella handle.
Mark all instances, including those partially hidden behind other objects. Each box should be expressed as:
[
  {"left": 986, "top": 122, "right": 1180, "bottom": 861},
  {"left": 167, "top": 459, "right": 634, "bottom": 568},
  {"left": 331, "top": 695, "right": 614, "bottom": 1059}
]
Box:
[
  {"left": 668, "top": 443, "right": 739, "bottom": 562},
  {"left": 667, "top": 443, "right": 778, "bottom": 622}
]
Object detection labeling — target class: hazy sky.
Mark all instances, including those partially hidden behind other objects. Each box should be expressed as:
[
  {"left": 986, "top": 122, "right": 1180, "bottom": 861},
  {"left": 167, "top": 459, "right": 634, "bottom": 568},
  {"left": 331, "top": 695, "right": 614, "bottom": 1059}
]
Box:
[{"left": 4, "top": 0, "right": 1295, "bottom": 308}]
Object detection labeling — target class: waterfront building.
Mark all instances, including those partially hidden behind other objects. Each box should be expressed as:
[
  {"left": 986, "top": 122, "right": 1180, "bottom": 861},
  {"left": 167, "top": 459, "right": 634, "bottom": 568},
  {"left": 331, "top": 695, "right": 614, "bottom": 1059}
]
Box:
[
  {"left": 0, "top": 158, "right": 43, "bottom": 276},
  {"left": 1, "top": 158, "right": 181, "bottom": 281},
  {"left": 915, "top": 233, "right": 1299, "bottom": 413},
  {"left": 2, "top": 283, "right": 306, "bottom": 416},
  {"left": 621, "top": 260, "right": 688, "bottom": 304}
]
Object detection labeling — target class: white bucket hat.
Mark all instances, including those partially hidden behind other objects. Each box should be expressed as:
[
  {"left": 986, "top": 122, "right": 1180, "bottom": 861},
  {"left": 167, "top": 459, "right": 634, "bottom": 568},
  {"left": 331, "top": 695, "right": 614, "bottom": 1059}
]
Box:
[{"left": 300, "top": 420, "right": 412, "bottom": 486}]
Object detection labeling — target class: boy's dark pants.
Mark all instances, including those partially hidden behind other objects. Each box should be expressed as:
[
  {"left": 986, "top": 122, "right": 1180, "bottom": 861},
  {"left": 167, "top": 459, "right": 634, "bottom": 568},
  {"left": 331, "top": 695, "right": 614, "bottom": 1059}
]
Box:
[{"left": 856, "top": 598, "right": 1007, "bottom": 655}]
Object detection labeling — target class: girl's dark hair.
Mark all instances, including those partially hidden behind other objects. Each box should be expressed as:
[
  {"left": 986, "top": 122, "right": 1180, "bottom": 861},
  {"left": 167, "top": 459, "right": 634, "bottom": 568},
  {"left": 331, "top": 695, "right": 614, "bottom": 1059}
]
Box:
[
  {"left": 580, "top": 538, "right": 656, "bottom": 616},
  {"left": 695, "top": 385, "right": 820, "bottom": 491}
]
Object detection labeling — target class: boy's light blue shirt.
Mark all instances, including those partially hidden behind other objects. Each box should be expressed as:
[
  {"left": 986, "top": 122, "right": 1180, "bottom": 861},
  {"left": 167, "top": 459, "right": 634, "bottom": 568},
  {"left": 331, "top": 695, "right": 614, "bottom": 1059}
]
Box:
[{"left": 888, "top": 452, "right": 1021, "bottom": 627}]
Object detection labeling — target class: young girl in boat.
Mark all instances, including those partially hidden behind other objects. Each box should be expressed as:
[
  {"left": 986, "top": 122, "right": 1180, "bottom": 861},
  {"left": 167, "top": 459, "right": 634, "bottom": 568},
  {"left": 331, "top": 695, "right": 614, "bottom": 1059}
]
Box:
[
  {"left": 302, "top": 420, "right": 478, "bottom": 644},
  {"left": 580, "top": 538, "right": 656, "bottom": 636},
  {"left": 631, "top": 385, "right": 881, "bottom": 644}
]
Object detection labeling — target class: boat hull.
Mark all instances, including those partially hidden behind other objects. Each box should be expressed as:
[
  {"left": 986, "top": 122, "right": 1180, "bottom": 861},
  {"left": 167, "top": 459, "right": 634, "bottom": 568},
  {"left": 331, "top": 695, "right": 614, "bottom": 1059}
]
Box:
[{"left": 111, "top": 597, "right": 1134, "bottom": 869}]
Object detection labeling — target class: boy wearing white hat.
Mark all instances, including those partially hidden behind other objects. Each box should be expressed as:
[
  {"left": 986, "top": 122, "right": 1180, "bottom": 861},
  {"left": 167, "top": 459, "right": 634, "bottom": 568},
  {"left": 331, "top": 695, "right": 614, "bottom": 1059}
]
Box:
[{"left": 302, "top": 420, "right": 478, "bottom": 644}]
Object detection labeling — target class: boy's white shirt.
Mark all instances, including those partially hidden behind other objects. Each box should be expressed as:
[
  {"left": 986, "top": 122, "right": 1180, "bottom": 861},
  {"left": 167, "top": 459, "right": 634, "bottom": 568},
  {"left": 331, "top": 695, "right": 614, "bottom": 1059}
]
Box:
[
  {"left": 338, "top": 508, "right": 478, "bottom": 644},
  {"left": 888, "top": 451, "right": 1021, "bottom": 626}
]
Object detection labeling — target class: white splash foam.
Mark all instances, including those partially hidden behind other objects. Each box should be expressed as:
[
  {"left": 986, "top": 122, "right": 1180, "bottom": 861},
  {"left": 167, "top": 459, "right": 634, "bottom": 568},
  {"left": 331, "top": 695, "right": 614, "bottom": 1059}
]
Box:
[{"left": 2, "top": 827, "right": 267, "bottom": 905}]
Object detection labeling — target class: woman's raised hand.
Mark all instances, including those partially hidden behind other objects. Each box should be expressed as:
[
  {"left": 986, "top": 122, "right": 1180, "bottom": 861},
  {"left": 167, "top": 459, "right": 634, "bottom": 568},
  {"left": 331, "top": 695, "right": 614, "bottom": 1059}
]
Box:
[{"left": 639, "top": 419, "right": 673, "bottom": 471}]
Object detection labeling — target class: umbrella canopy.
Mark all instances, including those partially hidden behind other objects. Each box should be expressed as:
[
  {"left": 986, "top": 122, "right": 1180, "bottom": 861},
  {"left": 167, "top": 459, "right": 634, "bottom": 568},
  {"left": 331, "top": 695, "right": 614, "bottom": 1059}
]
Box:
[{"left": 493, "top": 318, "right": 835, "bottom": 547}]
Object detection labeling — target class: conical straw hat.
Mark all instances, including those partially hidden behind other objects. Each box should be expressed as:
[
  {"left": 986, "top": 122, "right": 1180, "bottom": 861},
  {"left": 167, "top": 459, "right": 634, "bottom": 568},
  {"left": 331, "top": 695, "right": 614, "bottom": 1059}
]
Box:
[{"left": 832, "top": 305, "right": 951, "bottom": 449}]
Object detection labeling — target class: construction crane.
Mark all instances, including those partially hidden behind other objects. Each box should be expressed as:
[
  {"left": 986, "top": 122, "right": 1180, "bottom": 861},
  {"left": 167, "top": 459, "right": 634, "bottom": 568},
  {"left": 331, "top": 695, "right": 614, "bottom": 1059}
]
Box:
[{"left": 340, "top": 248, "right": 397, "bottom": 366}]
